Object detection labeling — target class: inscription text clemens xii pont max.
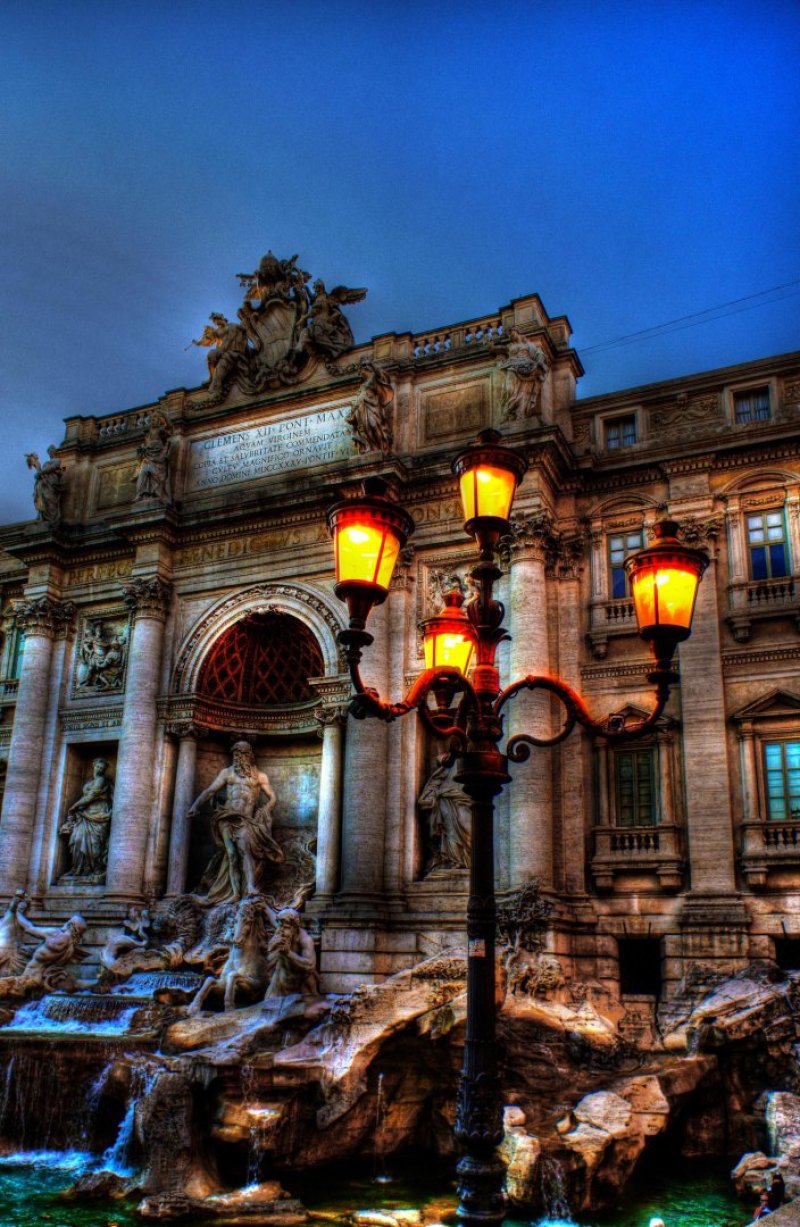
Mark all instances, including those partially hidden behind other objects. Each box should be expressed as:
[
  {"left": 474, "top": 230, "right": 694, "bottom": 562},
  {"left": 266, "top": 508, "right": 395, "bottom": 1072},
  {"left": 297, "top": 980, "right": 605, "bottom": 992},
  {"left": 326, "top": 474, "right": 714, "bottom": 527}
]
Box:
[{"left": 187, "top": 407, "right": 352, "bottom": 492}]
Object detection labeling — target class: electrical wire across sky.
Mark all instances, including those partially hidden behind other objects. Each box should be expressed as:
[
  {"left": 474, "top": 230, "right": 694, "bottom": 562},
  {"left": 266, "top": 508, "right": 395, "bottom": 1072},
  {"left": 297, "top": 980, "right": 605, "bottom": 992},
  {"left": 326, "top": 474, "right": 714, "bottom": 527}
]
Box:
[{"left": 579, "top": 280, "right": 800, "bottom": 355}]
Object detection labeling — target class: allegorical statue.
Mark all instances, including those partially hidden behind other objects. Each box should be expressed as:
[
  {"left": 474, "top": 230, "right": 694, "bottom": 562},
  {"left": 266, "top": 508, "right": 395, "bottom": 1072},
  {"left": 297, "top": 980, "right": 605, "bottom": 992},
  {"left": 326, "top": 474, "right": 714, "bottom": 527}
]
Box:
[
  {"left": 187, "top": 741, "right": 284, "bottom": 904},
  {"left": 0, "top": 889, "right": 41, "bottom": 976},
  {"left": 99, "top": 905, "right": 151, "bottom": 979},
  {"left": 346, "top": 360, "right": 394, "bottom": 455},
  {"left": 418, "top": 755, "right": 472, "bottom": 872},
  {"left": 497, "top": 327, "right": 550, "bottom": 420},
  {"left": 25, "top": 445, "right": 65, "bottom": 527},
  {"left": 264, "top": 902, "right": 319, "bottom": 998},
  {"left": 0, "top": 913, "right": 89, "bottom": 997},
  {"left": 75, "top": 619, "right": 128, "bottom": 693},
  {"left": 58, "top": 757, "right": 114, "bottom": 884},
  {"left": 190, "top": 312, "right": 250, "bottom": 401},
  {"left": 187, "top": 894, "right": 271, "bottom": 1013},
  {"left": 135, "top": 411, "right": 174, "bottom": 504},
  {"left": 300, "top": 280, "right": 367, "bottom": 361},
  {"left": 237, "top": 250, "right": 311, "bottom": 311}
]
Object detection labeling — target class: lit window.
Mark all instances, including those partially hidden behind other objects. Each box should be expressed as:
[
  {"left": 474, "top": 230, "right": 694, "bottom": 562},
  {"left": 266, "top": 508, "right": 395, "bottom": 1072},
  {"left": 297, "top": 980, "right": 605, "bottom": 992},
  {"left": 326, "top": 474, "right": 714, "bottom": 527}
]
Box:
[
  {"left": 734, "top": 388, "right": 770, "bottom": 424},
  {"left": 615, "top": 749, "right": 656, "bottom": 826},
  {"left": 747, "top": 511, "right": 789, "bottom": 580},
  {"left": 764, "top": 741, "right": 800, "bottom": 820},
  {"left": 606, "top": 416, "right": 637, "bottom": 450},
  {"left": 608, "top": 529, "right": 644, "bottom": 599}
]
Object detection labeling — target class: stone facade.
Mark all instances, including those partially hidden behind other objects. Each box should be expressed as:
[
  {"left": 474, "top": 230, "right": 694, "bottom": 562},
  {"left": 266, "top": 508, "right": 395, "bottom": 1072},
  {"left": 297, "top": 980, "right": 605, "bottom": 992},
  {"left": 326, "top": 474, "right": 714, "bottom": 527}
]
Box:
[{"left": 0, "top": 271, "right": 799, "bottom": 1004}]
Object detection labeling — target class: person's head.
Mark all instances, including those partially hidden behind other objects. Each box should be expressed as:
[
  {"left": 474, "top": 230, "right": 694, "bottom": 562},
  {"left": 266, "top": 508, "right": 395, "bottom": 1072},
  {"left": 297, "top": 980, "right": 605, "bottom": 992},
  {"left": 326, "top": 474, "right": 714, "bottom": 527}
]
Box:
[
  {"left": 92, "top": 757, "right": 108, "bottom": 775},
  {"left": 68, "top": 914, "right": 86, "bottom": 937},
  {"left": 232, "top": 741, "right": 254, "bottom": 767}
]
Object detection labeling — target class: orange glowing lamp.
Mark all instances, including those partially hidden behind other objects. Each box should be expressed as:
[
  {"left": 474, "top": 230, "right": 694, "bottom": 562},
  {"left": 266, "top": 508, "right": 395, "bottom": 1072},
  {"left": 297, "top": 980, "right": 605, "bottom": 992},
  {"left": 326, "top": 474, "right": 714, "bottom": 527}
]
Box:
[
  {"left": 624, "top": 520, "right": 708, "bottom": 665},
  {"left": 327, "top": 481, "right": 415, "bottom": 629},
  {"left": 452, "top": 430, "right": 527, "bottom": 551},
  {"left": 422, "top": 587, "right": 476, "bottom": 677}
]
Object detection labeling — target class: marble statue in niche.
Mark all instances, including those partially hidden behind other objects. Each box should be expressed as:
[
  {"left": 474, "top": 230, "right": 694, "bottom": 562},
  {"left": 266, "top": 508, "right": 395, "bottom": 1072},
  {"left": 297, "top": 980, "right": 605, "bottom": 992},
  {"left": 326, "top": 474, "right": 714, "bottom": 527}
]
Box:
[
  {"left": 346, "top": 360, "right": 394, "bottom": 454},
  {"left": 135, "top": 411, "right": 174, "bottom": 504},
  {"left": 187, "top": 741, "right": 285, "bottom": 904},
  {"left": 58, "top": 757, "right": 114, "bottom": 884},
  {"left": 418, "top": 755, "right": 472, "bottom": 873},
  {"left": 74, "top": 615, "right": 129, "bottom": 694},
  {"left": 497, "top": 327, "right": 549, "bottom": 420},
  {"left": 25, "top": 445, "right": 65, "bottom": 527}
]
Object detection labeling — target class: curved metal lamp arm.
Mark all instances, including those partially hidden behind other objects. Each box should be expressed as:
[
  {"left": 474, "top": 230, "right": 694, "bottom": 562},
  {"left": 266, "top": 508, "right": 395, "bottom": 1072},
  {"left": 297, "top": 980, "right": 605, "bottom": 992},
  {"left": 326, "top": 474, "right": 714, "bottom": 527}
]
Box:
[
  {"left": 341, "top": 631, "right": 474, "bottom": 749},
  {"left": 496, "top": 669, "right": 675, "bottom": 760}
]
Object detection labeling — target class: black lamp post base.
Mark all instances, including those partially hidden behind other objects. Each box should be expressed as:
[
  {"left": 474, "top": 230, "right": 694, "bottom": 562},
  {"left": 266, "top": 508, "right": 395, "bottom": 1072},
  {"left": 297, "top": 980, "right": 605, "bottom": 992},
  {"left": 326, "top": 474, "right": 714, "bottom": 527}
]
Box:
[{"left": 456, "top": 1152, "right": 507, "bottom": 1227}]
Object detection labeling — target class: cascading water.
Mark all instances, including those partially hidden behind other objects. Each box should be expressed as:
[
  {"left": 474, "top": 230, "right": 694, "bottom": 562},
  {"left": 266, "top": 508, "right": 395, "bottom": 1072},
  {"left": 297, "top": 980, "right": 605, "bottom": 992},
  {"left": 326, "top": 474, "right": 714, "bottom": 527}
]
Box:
[
  {"left": 372, "top": 1071, "right": 392, "bottom": 1185},
  {"left": 1, "top": 995, "right": 140, "bottom": 1036},
  {"left": 537, "top": 1155, "right": 573, "bottom": 1225},
  {"left": 99, "top": 1063, "right": 157, "bottom": 1176}
]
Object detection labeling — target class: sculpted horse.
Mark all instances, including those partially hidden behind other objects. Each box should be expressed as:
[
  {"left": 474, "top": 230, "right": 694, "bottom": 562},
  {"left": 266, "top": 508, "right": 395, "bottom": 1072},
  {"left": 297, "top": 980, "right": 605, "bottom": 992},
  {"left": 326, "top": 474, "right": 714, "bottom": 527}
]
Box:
[{"left": 186, "top": 895, "right": 269, "bottom": 1014}]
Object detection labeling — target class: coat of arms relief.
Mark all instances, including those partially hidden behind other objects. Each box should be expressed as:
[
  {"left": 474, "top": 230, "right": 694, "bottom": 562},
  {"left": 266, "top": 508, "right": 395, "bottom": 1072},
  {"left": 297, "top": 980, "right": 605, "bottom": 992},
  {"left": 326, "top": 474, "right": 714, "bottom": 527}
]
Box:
[{"left": 190, "top": 251, "right": 367, "bottom": 408}]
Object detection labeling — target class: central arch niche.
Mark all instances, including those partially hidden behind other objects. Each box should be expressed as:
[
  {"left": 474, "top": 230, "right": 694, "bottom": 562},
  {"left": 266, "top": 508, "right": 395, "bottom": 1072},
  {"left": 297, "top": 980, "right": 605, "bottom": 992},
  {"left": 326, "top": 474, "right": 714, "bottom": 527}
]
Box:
[{"left": 187, "top": 611, "right": 325, "bottom": 902}]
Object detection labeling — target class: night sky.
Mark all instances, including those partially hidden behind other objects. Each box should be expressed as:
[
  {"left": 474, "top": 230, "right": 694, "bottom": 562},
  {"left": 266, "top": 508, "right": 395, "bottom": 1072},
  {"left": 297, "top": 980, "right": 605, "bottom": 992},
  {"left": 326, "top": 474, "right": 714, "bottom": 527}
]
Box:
[{"left": 2, "top": 0, "right": 798, "bottom": 522}]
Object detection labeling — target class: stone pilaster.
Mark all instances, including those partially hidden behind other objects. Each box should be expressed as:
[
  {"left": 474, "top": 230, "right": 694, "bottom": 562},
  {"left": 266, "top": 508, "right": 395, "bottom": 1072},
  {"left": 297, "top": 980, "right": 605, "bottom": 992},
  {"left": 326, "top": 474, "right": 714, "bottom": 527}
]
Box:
[
  {"left": 674, "top": 537, "right": 737, "bottom": 894},
  {"left": 105, "top": 576, "right": 172, "bottom": 898},
  {"left": 554, "top": 532, "right": 586, "bottom": 895},
  {"left": 384, "top": 550, "right": 415, "bottom": 906},
  {"left": 165, "top": 722, "right": 200, "bottom": 897},
  {"left": 0, "top": 597, "right": 75, "bottom": 894},
  {"left": 504, "top": 512, "right": 553, "bottom": 889},
  {"left": 313, "top": 705, "right": 347, "bottom": 901},
  {"left": 339, "top": 598, "right": 390, "bottom": 907}
]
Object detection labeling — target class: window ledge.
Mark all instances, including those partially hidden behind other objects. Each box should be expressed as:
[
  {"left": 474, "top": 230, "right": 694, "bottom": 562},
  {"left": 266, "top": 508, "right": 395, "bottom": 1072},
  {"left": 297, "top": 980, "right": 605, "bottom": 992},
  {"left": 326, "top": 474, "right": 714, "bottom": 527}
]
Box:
[
  {"left": 591, "top": 824, "right": 684, "bottom": 891},
  {"left": 727, "top": 577, "right": 800, "bottom": 642},
  {"left": 588, "top": 598, "right": 637, "bottom": 659},
  {"left": 740, "top": 819, "right": 800, "bottom": 887}
]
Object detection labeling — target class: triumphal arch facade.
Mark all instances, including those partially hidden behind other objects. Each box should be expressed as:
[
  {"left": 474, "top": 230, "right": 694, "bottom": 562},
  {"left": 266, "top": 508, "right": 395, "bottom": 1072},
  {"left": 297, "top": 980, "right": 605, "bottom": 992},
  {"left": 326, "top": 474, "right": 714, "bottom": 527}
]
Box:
[{"left": 1, "top": 248, "right": 800, "bottom": 1003}]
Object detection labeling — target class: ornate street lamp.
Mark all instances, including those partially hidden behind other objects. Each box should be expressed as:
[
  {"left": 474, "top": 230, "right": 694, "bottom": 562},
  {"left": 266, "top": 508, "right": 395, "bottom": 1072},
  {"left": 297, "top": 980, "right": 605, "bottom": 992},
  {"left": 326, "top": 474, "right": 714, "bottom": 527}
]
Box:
[{"left": 327, "top": 435, "right": 707, "bottom": 1227}]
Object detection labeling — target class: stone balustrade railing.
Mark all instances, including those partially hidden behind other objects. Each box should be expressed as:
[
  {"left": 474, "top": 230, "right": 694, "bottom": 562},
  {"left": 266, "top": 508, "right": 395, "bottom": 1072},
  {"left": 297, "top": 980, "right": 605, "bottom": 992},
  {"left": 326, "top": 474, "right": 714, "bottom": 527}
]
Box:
[
  {"left": 412, "top": 317, "right": 503, "bottom": 360},
  {"left": 746, "top": 576, "right": 796, "bottom": 608},
  {"left": 591, "top": 823, "right": 684, "bottom": 891},
  {"left": 96, "top": 409, "right": 153, "bottom": 443},
  {"left": 740, "top": 818, "right": 800, "bottom": 887},
  {"left": 727, "top": 574, "right": 800, "bottom": 641}
]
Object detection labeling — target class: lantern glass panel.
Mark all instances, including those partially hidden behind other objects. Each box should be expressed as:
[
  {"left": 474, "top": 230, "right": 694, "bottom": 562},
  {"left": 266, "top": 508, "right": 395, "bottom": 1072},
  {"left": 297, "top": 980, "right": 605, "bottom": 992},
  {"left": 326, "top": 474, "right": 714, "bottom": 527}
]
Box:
[
  {"left": 424, "top": 627, "right": 475, "bottom": 675},
  {"left": 631, "top": 563, "right": 699, "bottom": 633},
  {"left": 459, "top": 464, "right": 518, "bottom": 522},
  {"left": 334, "top": 517, "right": 400, "bottom": 590}
]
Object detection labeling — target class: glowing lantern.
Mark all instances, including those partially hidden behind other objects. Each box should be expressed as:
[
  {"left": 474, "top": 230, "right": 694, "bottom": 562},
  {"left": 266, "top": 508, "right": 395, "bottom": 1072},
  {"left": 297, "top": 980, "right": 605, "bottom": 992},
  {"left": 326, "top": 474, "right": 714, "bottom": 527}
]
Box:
[
  {"left": 624, "top": 520, "right": 708, "bottom": 665},
  {"left": 452, "top": 430, "right": 527, "bottom": 550},
  {"left": 422, "top": 587, "right": 476, "bottom": 676},
  {"left": 327, "top": 482, "right": 415, "bottom": 629}
]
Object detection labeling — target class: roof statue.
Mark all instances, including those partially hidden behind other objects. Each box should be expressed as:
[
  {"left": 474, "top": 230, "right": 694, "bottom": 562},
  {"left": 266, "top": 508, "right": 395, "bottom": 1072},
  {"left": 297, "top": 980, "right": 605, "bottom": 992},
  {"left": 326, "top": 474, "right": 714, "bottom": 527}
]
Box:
[{"left": 189, "top": 250, "right": 367, "bottom": 408}]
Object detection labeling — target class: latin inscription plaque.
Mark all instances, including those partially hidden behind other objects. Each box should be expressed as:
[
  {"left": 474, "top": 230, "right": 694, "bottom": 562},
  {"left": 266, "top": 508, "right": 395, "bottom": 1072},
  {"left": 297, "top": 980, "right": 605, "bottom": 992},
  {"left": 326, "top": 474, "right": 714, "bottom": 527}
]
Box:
[{"left": 187, "top": 407, "right": 353, "bottom": 492}]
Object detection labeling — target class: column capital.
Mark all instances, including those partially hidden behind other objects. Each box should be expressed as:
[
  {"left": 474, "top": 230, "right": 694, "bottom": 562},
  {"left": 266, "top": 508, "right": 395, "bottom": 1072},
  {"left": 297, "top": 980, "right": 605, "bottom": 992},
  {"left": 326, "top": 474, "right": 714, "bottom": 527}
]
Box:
[
  {"left": 314, "top": 704, "right": 349, "bottom": 737},
  {"left": 501, "top": 510, "right": 554, "bottom": 565},
  {"left": 122, "top": 576, "right": 172, "bottom": 622},
  {"left": 390, "top": 544, "right": 416, "bottom": 592},
  {"left": 166, "top": 719, "right": 204, "bottom": 741},
  {"left": 13, "top": 595, "right": 75, "bottom": 638}
]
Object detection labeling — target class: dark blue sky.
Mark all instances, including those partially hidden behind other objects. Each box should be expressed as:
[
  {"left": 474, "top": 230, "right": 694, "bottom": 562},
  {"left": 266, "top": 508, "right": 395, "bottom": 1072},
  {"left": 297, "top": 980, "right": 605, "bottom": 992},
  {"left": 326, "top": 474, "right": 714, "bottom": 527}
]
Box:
[{"left": 2, "top": 0, "right": 798, "bottom": 522}]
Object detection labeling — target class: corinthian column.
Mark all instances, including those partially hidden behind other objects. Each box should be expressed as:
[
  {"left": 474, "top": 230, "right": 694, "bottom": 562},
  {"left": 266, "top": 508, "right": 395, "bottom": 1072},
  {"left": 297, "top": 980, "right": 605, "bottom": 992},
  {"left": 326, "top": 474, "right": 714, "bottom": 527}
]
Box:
[
  {"left": 0, "top": 597, "right": 75, "bottom": 894},
  {"left": 165, "top": 722, "right": 200, "bottom": 896},
  {"left": 505, "top": 512, "right": 554, "bottom": 889},
  {"left": 105, "top": 576, "right": 172, "bottom": 899},
  {"left": 314, "top": 705, "right": 346, "bottom": 901}
]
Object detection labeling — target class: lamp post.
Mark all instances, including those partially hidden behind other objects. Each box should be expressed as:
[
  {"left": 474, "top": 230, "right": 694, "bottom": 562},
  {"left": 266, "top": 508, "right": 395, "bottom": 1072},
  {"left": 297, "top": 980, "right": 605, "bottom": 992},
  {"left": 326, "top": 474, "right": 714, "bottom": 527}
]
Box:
[{"left": 327, "top": 433, "right": 708, "bottom": 1227}]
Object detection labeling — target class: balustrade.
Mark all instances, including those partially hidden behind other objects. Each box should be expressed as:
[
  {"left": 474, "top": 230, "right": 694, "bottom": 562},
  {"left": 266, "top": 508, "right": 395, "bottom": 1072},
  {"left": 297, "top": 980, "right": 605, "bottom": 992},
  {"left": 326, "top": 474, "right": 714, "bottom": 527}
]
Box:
[
  {"left": 591, "top": 823, "right": 683, "bottom": 891},
  {"left": 412, "top": 318, "right": 502, "bottom": 360}
]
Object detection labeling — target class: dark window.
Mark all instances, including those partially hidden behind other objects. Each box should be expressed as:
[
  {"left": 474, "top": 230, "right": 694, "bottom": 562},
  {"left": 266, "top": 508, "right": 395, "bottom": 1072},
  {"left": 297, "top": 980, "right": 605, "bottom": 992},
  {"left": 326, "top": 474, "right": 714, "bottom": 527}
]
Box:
[
  {"left": 734, "top": 388, "right": 770, "bottom": 424},
  {"left": 608, "top": 529, "right": 644, "bottom": 599},
  {"left": 615, "top": 749, "right": 656, "bottom": 826},
  {"left": 774, "top": 939, "right": 800, "bottom": 971},
  {"left": 606, "top": 415, "right": 637, "bottom": 450},
  {"left": 747, "top": 511, "right": 789, "bottom": 580},
  {"left": 3, "top": 630, "right": 23, "bottom": 681},
  {"left": 764, "top": 741, "right": 800, "bottom": 821},
  {"left": 198, "top": 613, "right": 324, "bottom": 705},
  {"left": 618, "top": 938, "right": 661, "bottom": 997}
]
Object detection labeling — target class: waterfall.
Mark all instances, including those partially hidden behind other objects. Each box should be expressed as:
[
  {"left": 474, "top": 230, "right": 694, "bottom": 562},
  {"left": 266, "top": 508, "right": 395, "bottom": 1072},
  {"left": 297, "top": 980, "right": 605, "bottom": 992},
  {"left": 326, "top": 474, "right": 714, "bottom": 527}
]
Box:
[
  {"left": 78, "top": 1060, "right": 114, "bottom": 1146},
  {"left": 539, "top": 1156, "right": 573, "bottom": 1224},
  {"left": 1, "top": 995, "right": 140, "bottom": 1035},
  {"left": 99, "top": 1063, "right": 157, "bottom": 1176},
  {"left": 372, "top": 1072, "right": 392, "bottom": 1185}
]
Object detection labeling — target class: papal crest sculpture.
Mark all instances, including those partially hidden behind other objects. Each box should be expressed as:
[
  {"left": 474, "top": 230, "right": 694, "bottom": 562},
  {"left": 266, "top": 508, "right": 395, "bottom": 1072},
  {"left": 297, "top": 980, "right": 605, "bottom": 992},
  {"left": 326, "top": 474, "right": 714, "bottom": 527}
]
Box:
[{"left": 190, "top": 250, "right": 366, "bottom": 407}]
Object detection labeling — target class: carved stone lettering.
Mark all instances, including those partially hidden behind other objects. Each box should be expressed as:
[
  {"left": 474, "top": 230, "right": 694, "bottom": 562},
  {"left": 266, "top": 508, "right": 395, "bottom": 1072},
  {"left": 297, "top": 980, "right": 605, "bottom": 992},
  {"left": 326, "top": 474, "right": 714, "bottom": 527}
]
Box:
[{"left": 187, "top": 408, "right": 353, "bottom": 492}]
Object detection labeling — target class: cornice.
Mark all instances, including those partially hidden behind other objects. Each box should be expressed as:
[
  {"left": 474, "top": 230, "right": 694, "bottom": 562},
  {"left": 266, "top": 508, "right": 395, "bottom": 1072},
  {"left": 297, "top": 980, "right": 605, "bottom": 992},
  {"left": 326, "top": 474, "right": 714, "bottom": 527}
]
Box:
[
  {"left": 722, "top": 645, "right": 800, "bottom": 671},
  {"left": 158, "top": 693, "right": 323, "bottom": 737},
  {"left": 60, "top": 703, "right": 124, "bottom": 733}
]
